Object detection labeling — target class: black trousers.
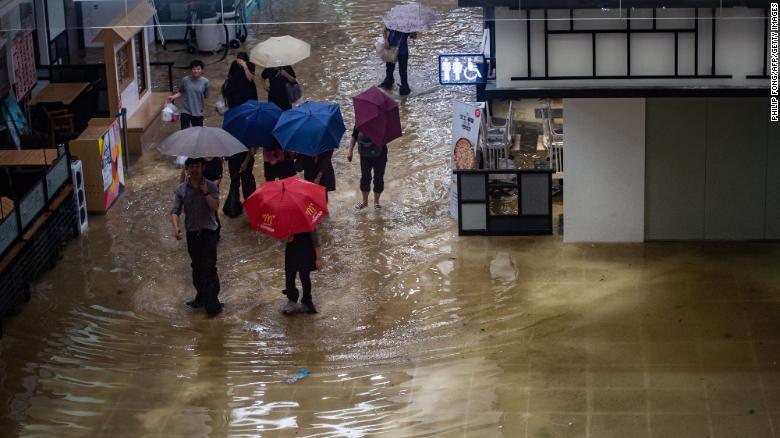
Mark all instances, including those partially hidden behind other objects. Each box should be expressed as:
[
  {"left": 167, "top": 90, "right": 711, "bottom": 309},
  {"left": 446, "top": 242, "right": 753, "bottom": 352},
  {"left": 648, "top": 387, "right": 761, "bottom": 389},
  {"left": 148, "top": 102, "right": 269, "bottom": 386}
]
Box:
[
  {"left": 264, "top": 160, "right": 296, "bottom": 181},
  {"left": 359, "top": 149, "right": 388, "bottom": 193},
  {"left": 186, "top": 229, "right": 220, "bottom": 313},
  {"left": 180, "top": 114, "right": 204, "bottom": 130},
  {"left": 227, "top": 152, "right": 256, "bottom": 201},
  {"left": 285, "top": 270, "right": 312, "bottom": 304},
  {"left": 384, "top": 54, "right": 409, "bottom": 89}
]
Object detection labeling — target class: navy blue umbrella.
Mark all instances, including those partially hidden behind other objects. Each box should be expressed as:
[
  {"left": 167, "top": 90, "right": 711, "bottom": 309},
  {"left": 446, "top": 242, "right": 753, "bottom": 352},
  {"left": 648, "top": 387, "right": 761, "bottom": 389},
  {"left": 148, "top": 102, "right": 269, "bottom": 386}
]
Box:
[
  {"left": 222, "top": 100, "right": 283, "bottom": 148},
  {"left": 272, "top": 101, "right": 346, "bottom": 156}
]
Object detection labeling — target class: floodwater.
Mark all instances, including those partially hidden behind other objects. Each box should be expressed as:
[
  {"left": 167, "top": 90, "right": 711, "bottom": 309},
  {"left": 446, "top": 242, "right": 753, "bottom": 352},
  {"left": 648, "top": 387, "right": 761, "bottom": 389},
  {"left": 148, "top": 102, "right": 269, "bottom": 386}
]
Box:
[{"left": 3, "top": 1, "right": 780, "bottom": 437}]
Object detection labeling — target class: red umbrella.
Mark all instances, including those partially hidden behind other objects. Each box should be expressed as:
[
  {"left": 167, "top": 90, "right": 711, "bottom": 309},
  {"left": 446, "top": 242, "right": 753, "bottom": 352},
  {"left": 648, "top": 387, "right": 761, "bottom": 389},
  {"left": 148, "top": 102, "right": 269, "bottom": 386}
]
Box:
[
  {"left": 352, "top": 86, "right": 402, "bottom": 146},
  {"left": 243, "top": 176, "right": 328, "bottom": 239}
]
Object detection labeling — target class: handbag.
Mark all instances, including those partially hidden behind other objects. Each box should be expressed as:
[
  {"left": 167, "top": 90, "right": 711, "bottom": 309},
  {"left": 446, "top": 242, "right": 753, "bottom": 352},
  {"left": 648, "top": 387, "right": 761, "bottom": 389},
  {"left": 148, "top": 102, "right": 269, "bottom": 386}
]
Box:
[
  {"left": 215, "top": 95, "right": 228, "bottom": 114},
  {"left": 286, "top": 82, "right": 303, "bottom": 104},
  {"left": 380, "top": 42, "right": 399, "bottom": 63}
]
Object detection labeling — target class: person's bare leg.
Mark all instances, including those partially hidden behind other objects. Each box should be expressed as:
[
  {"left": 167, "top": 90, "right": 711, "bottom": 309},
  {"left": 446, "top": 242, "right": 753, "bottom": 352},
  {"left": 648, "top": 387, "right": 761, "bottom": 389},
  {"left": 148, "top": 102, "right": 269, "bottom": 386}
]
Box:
[
  {"left": 373, "top": 192, "right": 381, "bottom": 207},
  {"left": 362, "top": 191, "right": 370, "bottom": 205}
]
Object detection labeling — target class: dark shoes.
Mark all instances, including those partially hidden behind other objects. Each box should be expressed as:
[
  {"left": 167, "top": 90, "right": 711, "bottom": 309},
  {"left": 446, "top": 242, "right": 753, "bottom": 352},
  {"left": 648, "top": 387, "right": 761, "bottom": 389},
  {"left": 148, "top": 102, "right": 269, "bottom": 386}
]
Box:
[
  {"left": 399, "top": 86, "right": 411, "bottom": 96},
  {"left": 186, "top": 299, "right": 204, "bottom": 309},
  {"left": 282, "top": 288, "right": 300, "bottom": 302},
  {"left": 378, "top": 81, "right": 393, "bottom": 90},
  {"left": 207, "top": 302, "right": 224, "bottom": 317},
  {"left": 187, "top": 299, "right": 223, "bottom": 316},
  {"left": 301, "top": 299, "right": 318, "bottom": 314}
]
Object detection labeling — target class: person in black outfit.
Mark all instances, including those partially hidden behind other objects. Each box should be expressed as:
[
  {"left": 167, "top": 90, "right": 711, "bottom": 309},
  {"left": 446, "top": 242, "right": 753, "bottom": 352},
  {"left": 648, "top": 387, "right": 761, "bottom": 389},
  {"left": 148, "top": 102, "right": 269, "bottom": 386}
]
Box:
[
  {"left": 171, "top": 158, "right": 223, "bottom": 316},
  {"left": 282, "top": 230, "right": 322, "bottom": 314},
  {"left": 221, "top": 52, "right": 257, "bottom": 109},
  {"left": 263, "top": 139, "right": 296, "bottom": 181},
  {"left": 347, "top": 128, "right": 388, "bottom": 209},
  {"left": 222, "top": 53, "right": 259, "bottom": 218},
  {"left": 295, "top": 150, "right": 336, "bottom": 201},
  {"left": 379, "top": 26, "right": 417, "bottom": 96},
  {"left": 261, "top": 66, "right": 297, "bottom": 110}
]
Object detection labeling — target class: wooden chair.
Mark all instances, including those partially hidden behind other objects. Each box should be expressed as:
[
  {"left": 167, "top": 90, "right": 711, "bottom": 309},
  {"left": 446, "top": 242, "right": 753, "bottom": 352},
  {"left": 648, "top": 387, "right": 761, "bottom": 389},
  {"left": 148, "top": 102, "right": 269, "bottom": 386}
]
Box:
[{"left": 43, "top": 107, "right": 75, "bottom": 149}]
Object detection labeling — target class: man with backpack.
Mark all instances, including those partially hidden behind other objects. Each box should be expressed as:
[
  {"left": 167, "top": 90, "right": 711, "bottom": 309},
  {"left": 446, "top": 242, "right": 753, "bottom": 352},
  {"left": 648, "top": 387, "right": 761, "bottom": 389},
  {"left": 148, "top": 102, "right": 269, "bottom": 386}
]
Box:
[{"left": 347, "top": 128, "right": 388, "bottom": 210}]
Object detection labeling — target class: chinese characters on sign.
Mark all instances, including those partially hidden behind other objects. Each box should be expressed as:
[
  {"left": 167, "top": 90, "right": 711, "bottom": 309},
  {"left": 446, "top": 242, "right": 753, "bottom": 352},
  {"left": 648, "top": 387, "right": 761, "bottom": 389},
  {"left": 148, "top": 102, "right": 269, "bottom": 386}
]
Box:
[
  {"left": 11, "top": 31, "right": 37, "bottom": 100},
  {"left": 770, "top": 3, "right": 778, "bottom": 122},
  {"left": 439, "top": 54, "right": 486, "bottom": 85}
]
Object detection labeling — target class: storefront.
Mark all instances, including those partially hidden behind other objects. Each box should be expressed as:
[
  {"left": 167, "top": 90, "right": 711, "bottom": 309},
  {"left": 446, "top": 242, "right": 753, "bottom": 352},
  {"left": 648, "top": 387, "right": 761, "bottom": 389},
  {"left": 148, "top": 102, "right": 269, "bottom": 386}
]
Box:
[{"left": 459, "top": 0, "right": 777, "bottom": 242}]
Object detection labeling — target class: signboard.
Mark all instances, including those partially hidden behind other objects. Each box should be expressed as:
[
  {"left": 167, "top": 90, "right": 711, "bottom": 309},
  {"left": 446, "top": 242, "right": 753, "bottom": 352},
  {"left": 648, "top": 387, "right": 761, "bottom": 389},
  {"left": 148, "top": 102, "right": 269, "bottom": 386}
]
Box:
[
  {"left": 439, "top": 54, "right": 486, "bottom": 85},
  {"left": 11, "top": 31, "right": 36, "bottom": 100},
  {"left": 98, "top": 118, "right": 124, "bottom": 209},
  {"left": 449, "top": 100, "right": 484, "bottom": 219}
]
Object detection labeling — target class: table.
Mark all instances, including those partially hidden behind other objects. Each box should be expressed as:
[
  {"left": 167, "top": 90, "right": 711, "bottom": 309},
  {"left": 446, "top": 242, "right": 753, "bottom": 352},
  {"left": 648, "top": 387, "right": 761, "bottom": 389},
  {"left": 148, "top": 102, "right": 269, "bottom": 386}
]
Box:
[
  {"left": 29, "top": 82, "right": 89, "bottom": 106},
  {"left": 0, "top": 197, "right": 13, "bottom": 220},
  {"left": 0, "top": 149, "right": 59, "bottom": 166}
]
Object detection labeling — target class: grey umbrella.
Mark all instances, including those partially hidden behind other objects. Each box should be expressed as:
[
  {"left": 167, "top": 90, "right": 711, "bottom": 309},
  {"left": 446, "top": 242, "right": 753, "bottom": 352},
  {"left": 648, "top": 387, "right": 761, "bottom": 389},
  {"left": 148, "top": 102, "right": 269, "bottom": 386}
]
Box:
[{"left": 158, "top": 126, "right": 247, "bottom": 157}]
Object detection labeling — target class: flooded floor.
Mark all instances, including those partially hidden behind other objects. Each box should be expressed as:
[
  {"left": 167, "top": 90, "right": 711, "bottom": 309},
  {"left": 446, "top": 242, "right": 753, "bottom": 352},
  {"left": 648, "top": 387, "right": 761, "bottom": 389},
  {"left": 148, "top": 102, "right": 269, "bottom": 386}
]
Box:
[{"left": 3, "top": 1, "right": 780, "bottom": 437}]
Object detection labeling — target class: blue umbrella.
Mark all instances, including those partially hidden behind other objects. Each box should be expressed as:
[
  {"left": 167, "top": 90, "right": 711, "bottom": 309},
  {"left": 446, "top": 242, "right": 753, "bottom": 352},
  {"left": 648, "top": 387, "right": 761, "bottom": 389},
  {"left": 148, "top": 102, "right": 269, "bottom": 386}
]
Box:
[
  {"left": 222, "top": 100, "right": 283, "bottom": 148},
  {"left": 272, "top": 101, "right": 346, "bottom": 156}
]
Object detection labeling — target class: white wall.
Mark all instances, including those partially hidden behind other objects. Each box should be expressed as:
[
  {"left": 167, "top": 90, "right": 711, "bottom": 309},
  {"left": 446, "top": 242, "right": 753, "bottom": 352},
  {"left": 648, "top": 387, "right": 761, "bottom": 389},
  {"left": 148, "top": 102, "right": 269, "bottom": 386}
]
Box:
[
  {"left": 493, "top": 6, "right": 768, "bottom": 90},
  {"left": 563, "top": 98, "right": 646, "bottom": 243}
]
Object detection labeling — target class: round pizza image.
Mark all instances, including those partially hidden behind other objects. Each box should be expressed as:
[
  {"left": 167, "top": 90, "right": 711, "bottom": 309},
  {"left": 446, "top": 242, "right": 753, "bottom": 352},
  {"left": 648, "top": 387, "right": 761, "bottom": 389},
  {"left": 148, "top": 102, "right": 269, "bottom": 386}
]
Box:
[{"left": 453, "top": 137, "right": 475, "bottom": 170}]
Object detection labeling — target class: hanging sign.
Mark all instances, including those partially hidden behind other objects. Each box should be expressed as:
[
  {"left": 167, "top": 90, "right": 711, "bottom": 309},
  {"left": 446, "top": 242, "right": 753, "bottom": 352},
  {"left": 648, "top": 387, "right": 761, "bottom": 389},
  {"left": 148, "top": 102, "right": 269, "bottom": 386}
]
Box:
[{"left": 438, "top": 54, "right": 486, "bottom": 85}]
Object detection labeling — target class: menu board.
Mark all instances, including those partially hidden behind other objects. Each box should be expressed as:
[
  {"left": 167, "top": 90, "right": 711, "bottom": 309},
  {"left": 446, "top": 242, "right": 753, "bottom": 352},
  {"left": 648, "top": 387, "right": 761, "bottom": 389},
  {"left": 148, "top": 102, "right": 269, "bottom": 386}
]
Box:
[{"left": 11, "top": 31, "right": 36, "bottom": 100}]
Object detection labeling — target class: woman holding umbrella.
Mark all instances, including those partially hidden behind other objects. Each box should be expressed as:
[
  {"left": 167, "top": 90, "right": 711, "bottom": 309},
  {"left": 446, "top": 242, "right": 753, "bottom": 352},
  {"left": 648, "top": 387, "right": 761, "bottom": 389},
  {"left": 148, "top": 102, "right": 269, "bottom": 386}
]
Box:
[
  {"left": 251, "top": 35, "right": 310, "bottom": 111},
  {"left": 222, "top": 52, "right": 258, "bottom": 109},
  {"left": 261, "top": 66, "right": 298, "bottom": 111},
  {"left": 243, "top": 177, "right": 328, "bottom": 314},
  {"left": 272, "top": 101, "right": 345, "bottom": 203},
  {"left": 347, "top": 86, "right": 403, "bottom": 210},
  {"left": 379, "top": 2, "right": 436, "bottom": 96}
]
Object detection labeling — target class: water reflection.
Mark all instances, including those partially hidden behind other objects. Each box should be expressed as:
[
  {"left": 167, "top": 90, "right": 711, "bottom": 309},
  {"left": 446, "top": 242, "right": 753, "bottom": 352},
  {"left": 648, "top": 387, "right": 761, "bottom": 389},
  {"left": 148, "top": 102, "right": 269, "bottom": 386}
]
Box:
[{"left": 0, "top": 0, "right": 497, "bottom": 435}]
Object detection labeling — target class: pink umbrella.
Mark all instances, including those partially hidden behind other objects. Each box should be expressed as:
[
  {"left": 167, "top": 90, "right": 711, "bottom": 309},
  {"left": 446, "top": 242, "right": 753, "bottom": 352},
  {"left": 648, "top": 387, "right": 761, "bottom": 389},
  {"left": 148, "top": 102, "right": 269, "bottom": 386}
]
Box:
[{"left": 352, "top": 86, "right": 402, "bottom": 146}]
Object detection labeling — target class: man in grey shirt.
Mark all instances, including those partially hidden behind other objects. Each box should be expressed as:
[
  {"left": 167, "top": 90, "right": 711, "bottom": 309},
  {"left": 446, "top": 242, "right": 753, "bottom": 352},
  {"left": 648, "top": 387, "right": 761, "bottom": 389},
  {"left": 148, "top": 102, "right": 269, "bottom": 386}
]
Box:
[
  {"left": 171, "top": 157, "right": 222, "bottom": 315},
  {"left": 167, "top": 59, "right": 209, "bottom": 130}
]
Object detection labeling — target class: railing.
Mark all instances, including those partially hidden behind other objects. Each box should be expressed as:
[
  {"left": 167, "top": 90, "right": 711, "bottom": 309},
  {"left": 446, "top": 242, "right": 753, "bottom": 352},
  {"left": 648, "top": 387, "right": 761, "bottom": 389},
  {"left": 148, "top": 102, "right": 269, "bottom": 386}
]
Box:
[
  {"left": 0, "top": 152, "right": 71, "bottom": 257},
  {"left": 455, "top": 168, "right": 553, "bottom": 236}
]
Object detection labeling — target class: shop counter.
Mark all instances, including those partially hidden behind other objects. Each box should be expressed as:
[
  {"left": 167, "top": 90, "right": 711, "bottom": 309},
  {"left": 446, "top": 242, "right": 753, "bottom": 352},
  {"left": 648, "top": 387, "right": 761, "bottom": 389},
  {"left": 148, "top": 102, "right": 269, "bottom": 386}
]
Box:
[{"left": 69, "top": 118, "right": 125, "bottom": 213}]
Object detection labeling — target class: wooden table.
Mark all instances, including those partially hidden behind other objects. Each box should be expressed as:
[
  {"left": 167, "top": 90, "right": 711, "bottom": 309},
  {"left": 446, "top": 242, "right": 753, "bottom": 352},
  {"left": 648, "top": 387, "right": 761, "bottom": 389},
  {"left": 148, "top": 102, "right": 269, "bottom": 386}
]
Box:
[
  {"left": 0, "top": 197, "right": 13, "bottom": 220},
  {"left": 0, "top": 149, "right": 59, "bottom": 166},
  {"left": 29, "top": 82, "right": 89, "bottom": 106}
]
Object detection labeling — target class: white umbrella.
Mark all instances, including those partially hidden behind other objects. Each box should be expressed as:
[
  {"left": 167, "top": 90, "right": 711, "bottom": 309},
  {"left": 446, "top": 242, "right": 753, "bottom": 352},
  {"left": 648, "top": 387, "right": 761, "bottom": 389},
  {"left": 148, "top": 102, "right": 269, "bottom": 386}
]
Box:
[
  {"left": 250, "top": 36, "right": 311, "bottom": 67},
  {"left": 158, "top": 127, "right": 247, "bottom": 157},
  {"left": 383, "top": 2, "right": 436, "bottom": 33}
]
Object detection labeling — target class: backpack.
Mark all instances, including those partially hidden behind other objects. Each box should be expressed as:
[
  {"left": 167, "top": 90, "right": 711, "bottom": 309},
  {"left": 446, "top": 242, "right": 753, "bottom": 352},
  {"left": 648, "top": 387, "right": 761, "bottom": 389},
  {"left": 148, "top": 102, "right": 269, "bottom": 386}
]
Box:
[{"left": 357, "top": 132, "right": 383, "bottom": 158}]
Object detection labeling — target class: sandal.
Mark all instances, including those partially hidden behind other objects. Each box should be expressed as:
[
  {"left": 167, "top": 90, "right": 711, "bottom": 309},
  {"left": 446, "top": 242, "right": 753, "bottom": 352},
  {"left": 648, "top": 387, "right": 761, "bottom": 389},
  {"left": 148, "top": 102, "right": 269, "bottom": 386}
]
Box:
[
  {"left": 355, "top": 202, "right": 367, "bottom": 210},
  {"left": 374, "top": 204, "right": 382, "bottom": 209}
]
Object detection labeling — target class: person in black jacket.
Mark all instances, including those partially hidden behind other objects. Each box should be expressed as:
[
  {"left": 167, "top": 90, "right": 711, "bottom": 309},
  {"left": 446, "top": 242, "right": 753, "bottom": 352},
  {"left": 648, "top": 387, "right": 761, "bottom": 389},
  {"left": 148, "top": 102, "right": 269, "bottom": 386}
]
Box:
[
  {"left": 282, "top": 230, "right": 322, "bottom": 314},
  {"left": 261, "top": 66, "right": 297, "bottom": 110},
  {"left": 295, "top": 150, "right": 336, "bottom": 202},
  {"left": 222, "top": 53, "right": 259, "bottom": 218},
  {"left": 221, "top": 52, "right": 257, "bottom": 109}
]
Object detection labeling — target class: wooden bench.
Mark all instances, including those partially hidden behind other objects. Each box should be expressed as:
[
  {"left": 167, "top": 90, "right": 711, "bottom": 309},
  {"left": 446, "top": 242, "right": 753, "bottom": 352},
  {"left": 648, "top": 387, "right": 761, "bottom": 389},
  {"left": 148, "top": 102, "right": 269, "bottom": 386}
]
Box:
[{"left": 127, "top": 92, "right": 169, "bottom": 155}]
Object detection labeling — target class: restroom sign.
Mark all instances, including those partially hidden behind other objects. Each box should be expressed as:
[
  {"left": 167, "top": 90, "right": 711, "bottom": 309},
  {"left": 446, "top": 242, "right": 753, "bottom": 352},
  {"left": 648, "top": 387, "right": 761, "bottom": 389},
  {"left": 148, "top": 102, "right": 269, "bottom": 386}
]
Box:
[{"left": 439, "top": 54, "right": 486, "bottom": 85}]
